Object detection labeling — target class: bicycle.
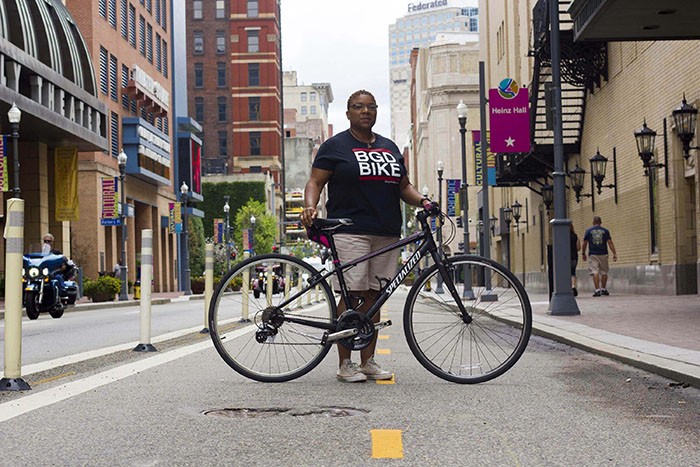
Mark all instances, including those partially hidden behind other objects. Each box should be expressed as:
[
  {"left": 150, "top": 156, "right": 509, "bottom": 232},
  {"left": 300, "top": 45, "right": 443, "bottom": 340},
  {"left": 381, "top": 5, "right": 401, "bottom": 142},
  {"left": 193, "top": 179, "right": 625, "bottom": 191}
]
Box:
[{"left": 208, "top": 204, "right": 532, "bottom": 384}]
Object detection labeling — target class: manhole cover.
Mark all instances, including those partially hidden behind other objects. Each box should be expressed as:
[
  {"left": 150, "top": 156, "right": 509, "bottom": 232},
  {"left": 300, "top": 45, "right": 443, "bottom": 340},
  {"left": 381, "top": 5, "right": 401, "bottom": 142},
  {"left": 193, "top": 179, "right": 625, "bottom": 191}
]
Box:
[{"left": 203, "top": 406, "right": 369, "bottom": 419}]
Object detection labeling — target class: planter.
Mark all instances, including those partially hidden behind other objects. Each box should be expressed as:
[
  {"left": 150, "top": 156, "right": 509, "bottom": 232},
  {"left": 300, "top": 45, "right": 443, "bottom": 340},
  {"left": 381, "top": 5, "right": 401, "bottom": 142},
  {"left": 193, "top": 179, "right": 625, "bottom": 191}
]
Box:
[{"left": 90, "top": 292, "right": 115, "bottom": 302}]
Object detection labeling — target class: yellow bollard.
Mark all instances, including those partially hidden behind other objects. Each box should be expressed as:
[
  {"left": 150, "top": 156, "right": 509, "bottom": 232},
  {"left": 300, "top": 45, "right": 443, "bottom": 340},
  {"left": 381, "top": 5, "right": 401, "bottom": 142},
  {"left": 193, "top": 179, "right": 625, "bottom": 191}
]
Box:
[
  {"left": 202, "top": 243, "right": 214, "bottom": 333},
  {"left": 1, "top": 199, "right": 30, "bottom": 391},
  {"left": 134, "top": 229, "right": 156, "bottom": 352}
]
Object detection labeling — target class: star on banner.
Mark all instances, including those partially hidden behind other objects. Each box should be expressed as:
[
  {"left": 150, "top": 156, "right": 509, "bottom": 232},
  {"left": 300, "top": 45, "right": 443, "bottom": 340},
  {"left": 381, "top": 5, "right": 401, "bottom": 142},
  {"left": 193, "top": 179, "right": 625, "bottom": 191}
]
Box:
[{"left": 505, "top": 137, "right": 515, "bottom": 147}]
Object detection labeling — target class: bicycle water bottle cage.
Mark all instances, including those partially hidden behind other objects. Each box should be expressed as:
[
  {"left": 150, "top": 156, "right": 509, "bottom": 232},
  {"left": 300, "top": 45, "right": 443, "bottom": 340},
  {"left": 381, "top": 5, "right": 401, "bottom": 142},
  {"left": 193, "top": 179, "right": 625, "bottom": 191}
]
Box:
[{"left": 306, "top": 218, "right": 354, "bottom": 248}]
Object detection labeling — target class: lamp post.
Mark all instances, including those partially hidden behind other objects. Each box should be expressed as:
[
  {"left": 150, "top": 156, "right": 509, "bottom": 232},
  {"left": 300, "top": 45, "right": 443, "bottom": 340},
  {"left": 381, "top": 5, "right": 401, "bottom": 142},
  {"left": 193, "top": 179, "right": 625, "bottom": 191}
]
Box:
[
  {"left": 223, "top": 196, "right": 230, "bottom": 272},
  {"left": 421, "top": 185, "right": 431, "bottom": 291},
  {"left": 502, "top": 206, "right": 512, "bottom": 271},
  {"left": 456, "top": 100, "right": 475, "bottom": 299},
  {"left": 181, "top": 181, "right": 192, "bottom": 295},
  {"left": 118, "top": 150, "right": 129, "bottom": 301},
  {"left": 672, "top": 95, "right": 699, "bottom": 159},
  {"left": 634, "top": 120, "right": 660, "bottom": 253},
  {"left": 435, "top": 160, "right": 445, "bottom": 294},
  {"left": 250, "top": 214, "right": 256, "bottom": 256},
  {"left": 7, "top": 103, "right": 21, "bottom": 199}
]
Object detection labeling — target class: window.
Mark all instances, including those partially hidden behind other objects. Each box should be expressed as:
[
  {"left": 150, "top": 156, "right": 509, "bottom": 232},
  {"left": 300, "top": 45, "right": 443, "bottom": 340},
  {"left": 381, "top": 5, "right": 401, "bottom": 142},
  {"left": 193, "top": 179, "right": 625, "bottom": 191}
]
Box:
[
  {"left": 120, "top": 0, "right": 127, "bottom": 38},
  {"left": 217, "top": 62, "right": 226, "bottom": 87},
  {"left": 155, "top": 33, "right": 161, "bottom": 71},
  {"left": 300, "top": 92, "right": 307, "bottom": 102},
  {"left": 247, "top": 0, "right": 258, "bottom": 17},
  {"left": 109, "top": 54, "right": 118, "bottom": 101},
  {"left": 310, "top": 106, "right": 317, "bottom": 115},
  {"left": 121, "top": 64, "right": 130, "bottom": 109},
  {"left": 301, "top": 106, "right": 307, "bottom": 116},
  {"left": 139, "top": 15, "right": 146, "bottom": 56},
  {"left": 194, "top": 97, "right": 204, "bottom": 122},
  {"left": 218, "top": 97, "right": 227, "bottom": 122},
  {"left": 99, "top": 0, "right": 107, "bottom": 18},
  {"left": 310, "top": 92, "right": 316, "bottom": 101},
  {"left": 145, "top": 0, "right": 151, "bottom": 13},
  {"left": 193, "top": 30, "right": 203, "bottom": 54},
  {"left": 193, "top": 0, "right": 202, "bottom": 19},
  {"left": 128, "top": 4, "right": 136, "bottom": 47},
  {"left": 248, "top": 96, "right": 260, "bottom": 121},
  {"left": 193, "top": 63, "right": 203, "bottom": 87},
  {"left": 110, "top": 112, "right": 119, "bottom": 157},
  {"left": 147, "top": 23, "right": 153, "bottom": 63},
  {"left": 162, "top": 39, "right": 168, "bottom": 77},
  {"left": 248, "top": 63, "right": 259, "bottom": 86},
  {"left": 218, "top": 131, "right": 227, "bottom": 156},
  {"left": 109, "top": 0, "right": 117, "bottom": 27},
  {"left": 249, "top": 131, "right": 261, "bottom": 155},
  {"left": 99, "top": 47, "right": 108, "bottom": 95},
  {"left": 216, "top": 30, "right": 225, "bottom": 54},
  {"left": 161, "top": 0, "right": 167, "bottom": 30},
  {"left": 247, "top": 30, "right": 259, "bottom": 53},
  {"left": 216, "top": 0, "right": 225, "bottom": 19},
  {"left": 156, "top": 0, "right": 161, "bottom": 24}
]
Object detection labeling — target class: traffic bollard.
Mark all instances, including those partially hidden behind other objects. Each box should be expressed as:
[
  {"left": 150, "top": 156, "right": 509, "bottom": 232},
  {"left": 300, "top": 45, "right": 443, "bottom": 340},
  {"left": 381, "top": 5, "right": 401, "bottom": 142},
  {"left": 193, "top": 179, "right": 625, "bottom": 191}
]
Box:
[
  {"left": 202, "top": 243, "right": 213, "bottom": 333},
  {"left": 0, "top": 199, "right": 30, "bottom": 391},
  {"left": 133, "top": 229, "right": 156, "bottom": 352},
  {"left": 240, "top": 251, "right": 251, "bottom": 322}
]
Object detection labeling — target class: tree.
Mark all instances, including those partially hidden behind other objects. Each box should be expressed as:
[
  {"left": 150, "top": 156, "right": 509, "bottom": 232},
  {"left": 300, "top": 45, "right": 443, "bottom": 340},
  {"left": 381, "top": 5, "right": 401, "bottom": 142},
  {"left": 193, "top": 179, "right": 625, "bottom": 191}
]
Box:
[
  {"left": 233, "top": 199, "right": 276, "bottom": 255},
  {"left": 189, "top": 215, "right": 206, "bottom": 276}
]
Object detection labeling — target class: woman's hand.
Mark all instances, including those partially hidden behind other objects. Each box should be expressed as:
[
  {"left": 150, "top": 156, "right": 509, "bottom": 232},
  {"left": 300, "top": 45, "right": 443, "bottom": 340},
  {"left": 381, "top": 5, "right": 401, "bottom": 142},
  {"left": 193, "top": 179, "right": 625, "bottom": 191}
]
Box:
[{"left": 300, "top": 207, "right": 317, "bottom": 227}]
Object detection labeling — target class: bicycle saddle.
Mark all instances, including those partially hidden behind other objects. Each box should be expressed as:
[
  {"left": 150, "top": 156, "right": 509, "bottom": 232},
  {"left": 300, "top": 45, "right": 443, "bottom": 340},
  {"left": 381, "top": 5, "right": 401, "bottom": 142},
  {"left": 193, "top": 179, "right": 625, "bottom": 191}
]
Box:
[{"left": 312, "top": 218, "right": 354, "bottom": 231}]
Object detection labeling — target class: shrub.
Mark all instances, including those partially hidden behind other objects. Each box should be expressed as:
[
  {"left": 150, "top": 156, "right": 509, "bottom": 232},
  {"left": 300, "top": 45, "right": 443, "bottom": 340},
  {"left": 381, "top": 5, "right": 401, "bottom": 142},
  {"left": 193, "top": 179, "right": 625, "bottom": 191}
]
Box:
[
  {"left": 84, "top": 276, "right": 121, "bottom": 302},
  {"left": 190, "top": 277, "right": 205, "bottom": 295}
]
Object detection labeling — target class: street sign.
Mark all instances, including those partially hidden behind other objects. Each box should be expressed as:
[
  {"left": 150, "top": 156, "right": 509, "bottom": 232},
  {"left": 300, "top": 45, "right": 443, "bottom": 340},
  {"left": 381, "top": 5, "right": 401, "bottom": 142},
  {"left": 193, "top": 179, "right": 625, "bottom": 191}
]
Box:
[{"left": 489, "top": 78, "right": 531, "bottom": 153}]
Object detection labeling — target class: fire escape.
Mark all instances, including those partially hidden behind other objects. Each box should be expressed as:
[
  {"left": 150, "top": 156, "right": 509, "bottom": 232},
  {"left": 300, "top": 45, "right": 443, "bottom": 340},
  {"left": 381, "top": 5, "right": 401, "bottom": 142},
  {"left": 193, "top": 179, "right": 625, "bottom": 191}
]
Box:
[{"left": 495, "top": 0, "right": 608, "bottom": 189}]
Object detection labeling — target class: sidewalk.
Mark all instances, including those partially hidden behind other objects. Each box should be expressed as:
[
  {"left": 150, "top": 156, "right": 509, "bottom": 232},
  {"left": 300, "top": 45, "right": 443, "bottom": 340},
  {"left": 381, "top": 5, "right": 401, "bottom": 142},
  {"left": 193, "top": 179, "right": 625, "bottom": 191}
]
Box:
[{"left": 1, "top": 288, "right": 699, "bottom": 387}]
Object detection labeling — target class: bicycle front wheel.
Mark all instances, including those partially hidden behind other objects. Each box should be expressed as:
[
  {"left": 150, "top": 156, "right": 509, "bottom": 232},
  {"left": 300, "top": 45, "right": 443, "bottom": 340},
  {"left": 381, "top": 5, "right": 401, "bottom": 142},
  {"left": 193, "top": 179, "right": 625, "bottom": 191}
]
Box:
[
  {"left": 209, "top": 253, "right": 336, "bottom": 382},
  {"left": 404, "top": 255, "right": 532, "bottom": 384}
]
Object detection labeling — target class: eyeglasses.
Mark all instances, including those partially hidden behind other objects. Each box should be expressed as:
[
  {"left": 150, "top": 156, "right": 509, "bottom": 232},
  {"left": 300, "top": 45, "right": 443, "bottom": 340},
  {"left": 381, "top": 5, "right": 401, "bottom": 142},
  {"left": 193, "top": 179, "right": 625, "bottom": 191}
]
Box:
[
  {"left": 349, "top": 103, "right": 378, "bottom": 111},
  {"left": 44, "top": 239, "right": 52, "bottom": 243}
]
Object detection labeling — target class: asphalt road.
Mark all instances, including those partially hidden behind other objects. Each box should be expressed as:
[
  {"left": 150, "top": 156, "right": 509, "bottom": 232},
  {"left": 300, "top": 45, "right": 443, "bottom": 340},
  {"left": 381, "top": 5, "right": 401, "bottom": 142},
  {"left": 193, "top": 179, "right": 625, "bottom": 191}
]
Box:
[{"left": 1, "top": 290, "right": 699, "bottom": 465}]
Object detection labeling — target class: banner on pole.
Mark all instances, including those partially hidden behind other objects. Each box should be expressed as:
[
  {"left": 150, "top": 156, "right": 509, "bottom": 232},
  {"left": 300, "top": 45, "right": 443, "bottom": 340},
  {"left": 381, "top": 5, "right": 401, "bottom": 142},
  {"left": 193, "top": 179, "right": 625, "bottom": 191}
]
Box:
[
  {"left": 55, "top": 147, "right": 79, "bottom": 221},
  {"left": 101, "top": 177, "right": 120, "bottom": 226},
  {"left": 214, "top": 218, "right": 224, "bottom": 243},
  {"left": 488, "top": 78, "right": 531, "bottom": 153},
  {"left": 169, "top": 202, "right": 182, "bottom": 234},
  {"left": 0, "top": 136, "right": 8, "bottom": 193},
  {"left": 472, "top": 130, "right": 496, "bottom": 186},
  {"left": 446, "top": 179, "right": 461, "bottom": 217}
]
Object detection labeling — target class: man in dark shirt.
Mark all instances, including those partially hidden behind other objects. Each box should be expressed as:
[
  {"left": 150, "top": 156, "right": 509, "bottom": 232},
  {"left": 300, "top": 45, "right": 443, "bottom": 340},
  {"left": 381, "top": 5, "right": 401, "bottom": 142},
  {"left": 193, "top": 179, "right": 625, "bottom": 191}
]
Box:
[{"left": 581, "top": 216, "right": 618, "bottom": 296}]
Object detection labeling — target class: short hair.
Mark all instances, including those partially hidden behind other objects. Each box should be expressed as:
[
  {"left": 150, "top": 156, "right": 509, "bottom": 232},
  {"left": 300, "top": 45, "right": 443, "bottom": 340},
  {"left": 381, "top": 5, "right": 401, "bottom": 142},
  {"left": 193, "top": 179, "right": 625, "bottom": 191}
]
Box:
[
  {"left": 347, "top": 89, "right": 376, "bottom": 109},
  {"left": 43, "top": 233, "right": 54, "bottom": 241},
  {"left": 593, "top": 216, "right": 602, "bottom": 225}
]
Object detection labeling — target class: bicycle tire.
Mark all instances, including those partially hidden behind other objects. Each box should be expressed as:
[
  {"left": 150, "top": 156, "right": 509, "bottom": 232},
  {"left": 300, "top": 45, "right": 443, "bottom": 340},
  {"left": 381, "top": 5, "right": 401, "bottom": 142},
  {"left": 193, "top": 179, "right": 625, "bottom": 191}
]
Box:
[
  {"left": 209, "top": 253, "right": 336, "bottom": 382},
  {"left": 404, "top": 255, "right": 532, "bottom": 384}
]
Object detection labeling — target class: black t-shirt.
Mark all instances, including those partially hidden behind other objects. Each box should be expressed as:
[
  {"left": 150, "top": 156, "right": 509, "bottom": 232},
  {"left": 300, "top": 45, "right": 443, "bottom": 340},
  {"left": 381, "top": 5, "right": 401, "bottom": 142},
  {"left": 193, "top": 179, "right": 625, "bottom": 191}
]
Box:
[{"left": 313, "top": 130, "right": 406, "bottom": 236}]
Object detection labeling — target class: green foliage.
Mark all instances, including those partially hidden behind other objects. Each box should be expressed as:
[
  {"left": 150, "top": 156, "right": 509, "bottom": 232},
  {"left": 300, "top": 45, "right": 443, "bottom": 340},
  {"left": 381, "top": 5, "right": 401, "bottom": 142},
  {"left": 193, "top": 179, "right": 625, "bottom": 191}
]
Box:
[
  {"left": 189, "top": 216, "right": 206, "bottom": 277},
  {"left": 83, "top": 276, "right": 121, "bottom": 301},
  {"left": 200, "top": 181, "right": 266, "bottom": 238},
  {"left": 233, "top": 200, "right": 276, "bottom": 254}
]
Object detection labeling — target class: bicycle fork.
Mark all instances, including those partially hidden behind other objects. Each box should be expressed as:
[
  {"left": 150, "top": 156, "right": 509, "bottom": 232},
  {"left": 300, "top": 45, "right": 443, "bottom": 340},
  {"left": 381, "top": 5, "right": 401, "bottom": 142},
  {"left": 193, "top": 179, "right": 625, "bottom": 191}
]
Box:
[{"left": 428, "top": 249, "right": 473, "bottom": 324}]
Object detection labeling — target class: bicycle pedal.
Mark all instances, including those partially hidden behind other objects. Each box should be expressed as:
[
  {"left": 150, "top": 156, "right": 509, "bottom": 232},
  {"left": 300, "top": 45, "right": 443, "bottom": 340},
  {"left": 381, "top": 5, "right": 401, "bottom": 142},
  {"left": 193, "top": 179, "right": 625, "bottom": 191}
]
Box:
[{"left": 374, "top": 320, "right": 392, "bottom": 330}]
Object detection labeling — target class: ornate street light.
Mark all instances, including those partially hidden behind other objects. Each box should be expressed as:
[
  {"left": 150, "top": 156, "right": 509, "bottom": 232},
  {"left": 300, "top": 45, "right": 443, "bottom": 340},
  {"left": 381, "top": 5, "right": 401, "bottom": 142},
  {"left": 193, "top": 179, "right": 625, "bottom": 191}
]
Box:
[
  {"left": 502, "top": 206, "right": 512, "bottom": 227},
  {"left": 435, "top": 160, "right": 445, "bottom": 294},
  {"left": 569, "top": 164, "right": 588, "bottom": 203},
  {"left": 489, "top": 215, "right": 498, "bottom": 237},
  {"left": 541, "top": 183, "right": 554, "bottom": 210},
  {"left": 634, "top": 119, "right": 657, "bottom": 168},
  {"left": 456, "top": 100, "right": 474, "bottom": 298},
  {"left": 117, "top": 150, "right": 129, "bottom": 301},
  {"left": 672, "top": 95, "right": 698, "bottom": 159},
  {"left": 180, "top": 181, "right": 192, "bottom": 295},
  {"left": 511, "top": 199, "right": 528, "bottom": 234},
  {"left": 250, "top": 214, "right": 256, "bottom": 256},
  {"left": 7, "top": 103, "right": 21, "bottom": 199},
  {"left": 223, "top": 197, "right": 230, "bottom": 271}
]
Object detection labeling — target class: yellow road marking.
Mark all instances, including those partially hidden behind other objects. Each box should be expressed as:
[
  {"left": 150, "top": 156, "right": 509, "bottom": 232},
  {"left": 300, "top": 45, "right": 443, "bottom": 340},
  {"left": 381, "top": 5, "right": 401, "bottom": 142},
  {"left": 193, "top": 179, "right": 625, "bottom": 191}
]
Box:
[
  {"left": 33, "top": 372, "right": 76, "bottom": 385},
  {"left": 378, "top": 335, "right": 390, "bottom": 340},
  {"left": 371, "top": 429, "right": 404, "bottom": 458},
  {"left": 376, "top": 348, "right": 391, "bottom": 355},
  {"left": 376, "top": 374, "right": 395, "bottom": 385}
]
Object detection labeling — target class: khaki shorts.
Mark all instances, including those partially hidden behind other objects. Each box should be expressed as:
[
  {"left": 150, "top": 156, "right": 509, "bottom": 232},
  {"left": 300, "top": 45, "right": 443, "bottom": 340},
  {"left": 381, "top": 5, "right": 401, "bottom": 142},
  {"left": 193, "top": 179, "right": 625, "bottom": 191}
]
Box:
[
  {"left": 588, "top": 254, "right": 609, "bottom": 275},
  {"left": 333, "top": 234, "right": 399, "bottom": 291}
]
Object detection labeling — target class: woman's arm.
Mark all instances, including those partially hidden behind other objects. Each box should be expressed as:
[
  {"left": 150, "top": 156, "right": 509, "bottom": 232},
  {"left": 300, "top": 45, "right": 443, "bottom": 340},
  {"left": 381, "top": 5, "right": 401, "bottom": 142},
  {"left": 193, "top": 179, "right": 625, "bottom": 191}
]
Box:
[
  {"left": 399, "top": 176, "right": 432, "bottom": 209},
  {"left": 301, "top": 168, "right": 332, "bottom": 226}
]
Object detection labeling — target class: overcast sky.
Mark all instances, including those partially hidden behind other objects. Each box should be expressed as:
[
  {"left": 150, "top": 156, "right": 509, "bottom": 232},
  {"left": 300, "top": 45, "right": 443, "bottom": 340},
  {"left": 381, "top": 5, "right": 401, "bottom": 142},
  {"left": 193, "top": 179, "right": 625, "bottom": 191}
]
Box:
[{"left": 281, "top": 0, "right": 408, "bottom": 138}]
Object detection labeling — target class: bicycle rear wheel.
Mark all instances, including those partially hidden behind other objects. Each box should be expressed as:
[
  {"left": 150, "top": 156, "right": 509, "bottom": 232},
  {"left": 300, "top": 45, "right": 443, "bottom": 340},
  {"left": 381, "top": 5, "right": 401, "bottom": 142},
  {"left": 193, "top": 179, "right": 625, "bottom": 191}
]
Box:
[
  {"left": 404, "top": 255, "right": 532, "bottom": 384},
  {"left": 209, "top": 253, "right": 336, "bottom": 382}
]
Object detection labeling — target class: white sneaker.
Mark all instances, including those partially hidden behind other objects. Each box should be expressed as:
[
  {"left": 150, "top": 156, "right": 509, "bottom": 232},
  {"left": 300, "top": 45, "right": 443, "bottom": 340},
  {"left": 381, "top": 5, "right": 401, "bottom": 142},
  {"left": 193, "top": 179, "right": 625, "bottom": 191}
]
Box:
[
  {"left": 337, "top": 359, "right": 367, "bottom": 383},
  {"left": 360, "top": 357, "right": 393, "bottom": 380}
]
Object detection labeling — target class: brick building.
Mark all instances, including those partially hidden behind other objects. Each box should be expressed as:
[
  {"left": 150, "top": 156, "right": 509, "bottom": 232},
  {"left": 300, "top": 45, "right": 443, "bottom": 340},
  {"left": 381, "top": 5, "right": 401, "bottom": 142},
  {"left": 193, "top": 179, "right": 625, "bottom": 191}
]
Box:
[
  {"left": 187, "top": 0, "right": 282, "bottom": 187},
  {"left": 66, "top": 0, "right": 179, "bottom": 291}
]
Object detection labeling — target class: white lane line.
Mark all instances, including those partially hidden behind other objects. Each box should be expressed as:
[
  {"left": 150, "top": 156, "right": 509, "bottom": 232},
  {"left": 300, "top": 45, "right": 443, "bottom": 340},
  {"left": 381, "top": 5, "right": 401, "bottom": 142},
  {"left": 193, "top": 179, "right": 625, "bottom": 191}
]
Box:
[{"left": 0, "top": 326, "right": 253, "bottom": 423}]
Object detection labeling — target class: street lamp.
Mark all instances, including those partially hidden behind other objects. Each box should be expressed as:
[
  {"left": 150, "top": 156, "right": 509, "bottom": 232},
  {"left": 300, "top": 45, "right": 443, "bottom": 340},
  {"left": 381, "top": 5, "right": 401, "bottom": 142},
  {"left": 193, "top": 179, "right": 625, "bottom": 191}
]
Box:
[
  {"left": 456, "top": 100, "right": 475, "bottom": 299},
  {"left": 180, "top": 181, "right": 192, "bottom": 295},
  {"left": 421, "top": 185, "right": 431, "bottom": 291},
  {"left": 489, "top": 215, "right": 498, "bottom": 237},
  {"left": 511, "top": 199, "right": 528, "bottom": 234},
  {"left": 435, "top": 160, "right": 445, "bottom": 294},
  {"left": 672, "top": 94, "right": 699, "bottom": 159},
  {"left": 502, "top": 206, "right": 512, "bottom": 271},
  {"left": 250, "top": 214, "right": 256, "bottom": 256},
  {"left": 118, "top": 149, "right": 129, "bottom": 301},
  {"left": 7, "top": 103, "right": 21, "bottom": 199},
  {"left": 541, "top": 183, "right": 554, "bottom": 211},
  {"left": 634, "top": 121, "right": 662, "bottom": 253},
  {"left": 223, "top": 196, "right": 230, "bottom": 271}
]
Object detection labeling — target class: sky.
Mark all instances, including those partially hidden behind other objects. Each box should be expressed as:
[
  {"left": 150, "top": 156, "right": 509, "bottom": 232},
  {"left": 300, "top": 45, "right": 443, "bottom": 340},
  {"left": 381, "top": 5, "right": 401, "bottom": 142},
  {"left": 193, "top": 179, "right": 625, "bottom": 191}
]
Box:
[{"left": 280, "top": 0, "right": 409, "bottom": 138}]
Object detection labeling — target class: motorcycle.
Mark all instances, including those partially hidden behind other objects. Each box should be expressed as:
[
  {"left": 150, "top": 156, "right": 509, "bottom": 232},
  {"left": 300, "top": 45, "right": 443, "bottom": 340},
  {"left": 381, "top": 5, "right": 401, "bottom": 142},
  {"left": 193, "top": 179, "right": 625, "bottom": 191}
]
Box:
[
  {"left": 22, "top": 253, "right": 78, "bottom": 319},
  {"left": 251, "top": 265, "right": 284, "bottom": 299}
]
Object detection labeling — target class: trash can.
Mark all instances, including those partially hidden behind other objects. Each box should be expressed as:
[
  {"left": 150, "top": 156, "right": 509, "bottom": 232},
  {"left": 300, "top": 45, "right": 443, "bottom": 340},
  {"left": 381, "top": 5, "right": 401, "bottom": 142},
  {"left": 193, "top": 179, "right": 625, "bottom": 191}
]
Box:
[{"left": 134, "top": 280, "right": 141, "bottom": 300}]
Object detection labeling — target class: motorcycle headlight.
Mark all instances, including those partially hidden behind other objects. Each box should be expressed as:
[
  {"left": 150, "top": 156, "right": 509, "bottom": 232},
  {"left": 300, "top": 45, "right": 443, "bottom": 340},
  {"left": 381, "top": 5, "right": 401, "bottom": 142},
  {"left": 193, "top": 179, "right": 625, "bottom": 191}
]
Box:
[
  {"left": 42, "top": 268, "right": 49, "bottom": 276},
  {"left": 22, "top": 268, "right": 25, "bottom": 277},
  {"left": 28, "top": 267, "right": 40, "bottom": 278}
]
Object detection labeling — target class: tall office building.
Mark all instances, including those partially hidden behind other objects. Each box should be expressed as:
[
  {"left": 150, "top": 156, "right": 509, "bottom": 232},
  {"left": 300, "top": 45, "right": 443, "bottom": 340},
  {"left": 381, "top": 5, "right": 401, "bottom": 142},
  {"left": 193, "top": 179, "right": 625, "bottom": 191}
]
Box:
[{"left": 389, "top": 0, "right": 478, "bottom": 147}]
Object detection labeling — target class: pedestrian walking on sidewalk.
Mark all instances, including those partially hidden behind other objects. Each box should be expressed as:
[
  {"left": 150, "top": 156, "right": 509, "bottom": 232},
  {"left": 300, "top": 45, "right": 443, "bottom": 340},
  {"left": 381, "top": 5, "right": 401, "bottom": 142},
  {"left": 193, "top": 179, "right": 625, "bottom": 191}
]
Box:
[
  {"left": 570, "top": 223, "right": 580, "bottom": 296},
  {"left": 581, "top": 216, "right": 617, "bottom": 297},
  {"left": 301, "top": 89, "right": 432, "bottom": 383}
]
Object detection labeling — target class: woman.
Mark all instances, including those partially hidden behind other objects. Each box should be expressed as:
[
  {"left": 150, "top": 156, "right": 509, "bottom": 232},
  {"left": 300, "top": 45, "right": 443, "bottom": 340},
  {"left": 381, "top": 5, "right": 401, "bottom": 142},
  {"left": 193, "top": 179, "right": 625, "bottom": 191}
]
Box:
[{"left": 301, "top": 90, "right": 432, "bottom": 383}]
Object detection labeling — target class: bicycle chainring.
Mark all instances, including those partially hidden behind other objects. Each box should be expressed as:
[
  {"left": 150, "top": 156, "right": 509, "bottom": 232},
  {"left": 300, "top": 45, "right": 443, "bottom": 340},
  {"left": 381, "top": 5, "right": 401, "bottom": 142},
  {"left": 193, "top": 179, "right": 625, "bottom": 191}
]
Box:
[{"left": 336, "top": 311, "right": 375, "bottom": 350}]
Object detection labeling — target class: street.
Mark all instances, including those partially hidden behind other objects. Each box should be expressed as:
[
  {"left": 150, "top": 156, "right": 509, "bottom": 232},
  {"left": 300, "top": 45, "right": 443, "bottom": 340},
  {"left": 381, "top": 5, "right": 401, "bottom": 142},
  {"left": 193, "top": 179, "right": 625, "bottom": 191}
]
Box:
[{"left": 1, "top": 290, "right": 699, "bottom": 465}]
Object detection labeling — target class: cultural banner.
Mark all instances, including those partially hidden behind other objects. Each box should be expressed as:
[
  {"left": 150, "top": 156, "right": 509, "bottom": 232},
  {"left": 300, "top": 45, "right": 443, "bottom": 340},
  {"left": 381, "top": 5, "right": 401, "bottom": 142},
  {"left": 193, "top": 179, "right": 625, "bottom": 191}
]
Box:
[
  {"left": 488, "top": 78, "right": 531, "bottom": 153},
  {"left": 55, "top": 147, "right": 79, "bottom": 221},
  {"left": 213, "top": 218, "right": 224, "bottom": 243},
  {"left": 472, "top": 130, "right": 496, "bottom": 186},
  {"left": 446, "top": 179, "right": 461, "bottom": 217},
  {"left": 169, "top": 202, "right": 182, "bottom": 234},
  {"left": 0, "top": 136, "right": 8, "bottom": 193},
  {"left": 101, "top": 177, "right": 120, "bottom": 226}
]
